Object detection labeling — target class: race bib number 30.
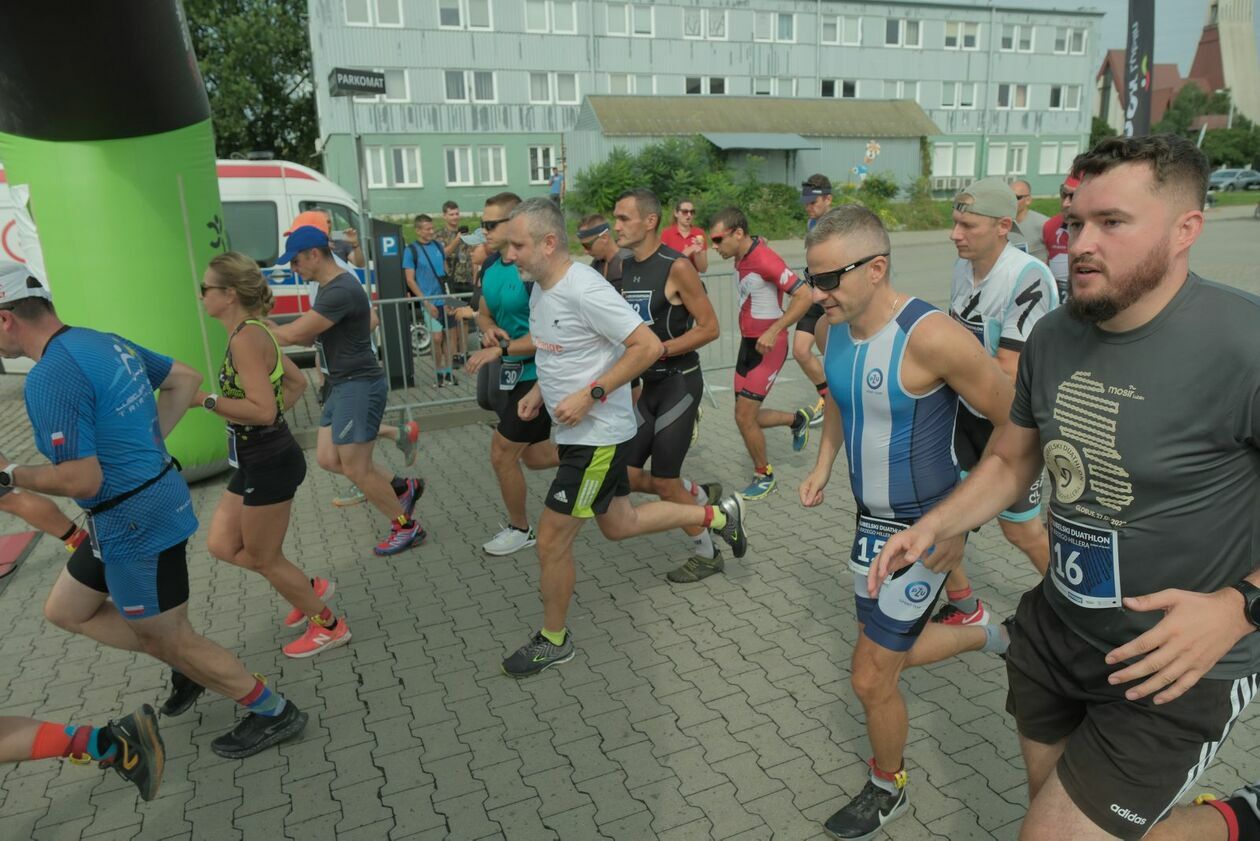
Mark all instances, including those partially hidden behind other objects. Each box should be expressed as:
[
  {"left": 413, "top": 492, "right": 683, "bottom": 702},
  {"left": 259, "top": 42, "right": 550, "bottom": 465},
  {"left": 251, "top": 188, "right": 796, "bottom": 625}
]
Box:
[
  {"left": 1049, "top": 514, "right": 1120, "bottom": 609},
  {"left": 850, "top": 515, "right": 906, "bottom": 575},
  {"left": 499, "top": 359, "right": 523, "bottom": 391}
]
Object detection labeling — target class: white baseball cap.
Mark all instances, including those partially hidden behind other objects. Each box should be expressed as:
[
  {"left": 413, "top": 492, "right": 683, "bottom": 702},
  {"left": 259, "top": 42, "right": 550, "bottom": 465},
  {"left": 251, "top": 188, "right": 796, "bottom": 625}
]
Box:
[{"left": 0, "top": 261, "right": 51, "bottom": 306}]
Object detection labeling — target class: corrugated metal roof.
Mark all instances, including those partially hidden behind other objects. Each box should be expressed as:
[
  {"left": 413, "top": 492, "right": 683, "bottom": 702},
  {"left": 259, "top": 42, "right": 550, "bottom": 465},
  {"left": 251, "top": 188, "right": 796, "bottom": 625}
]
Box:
[
  {"left": 584, "top": 96, "right": 940, "bottom": 139},
  {"left": 702, "top": 132, "right": 820, "bottom": 150}
]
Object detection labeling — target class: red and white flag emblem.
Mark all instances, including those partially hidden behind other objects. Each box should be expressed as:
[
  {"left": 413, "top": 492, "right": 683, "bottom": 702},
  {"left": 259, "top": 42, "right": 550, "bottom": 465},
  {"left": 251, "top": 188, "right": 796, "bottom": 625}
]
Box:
[{"left": 50, "top": 432, "right": 65, "bottom": 447}]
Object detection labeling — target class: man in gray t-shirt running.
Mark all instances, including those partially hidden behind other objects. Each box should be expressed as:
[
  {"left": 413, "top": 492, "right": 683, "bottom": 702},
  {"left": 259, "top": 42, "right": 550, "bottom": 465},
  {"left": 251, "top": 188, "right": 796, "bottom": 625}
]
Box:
[{"left": 872, "top": 135, "right": 1260, "bottom": 840}]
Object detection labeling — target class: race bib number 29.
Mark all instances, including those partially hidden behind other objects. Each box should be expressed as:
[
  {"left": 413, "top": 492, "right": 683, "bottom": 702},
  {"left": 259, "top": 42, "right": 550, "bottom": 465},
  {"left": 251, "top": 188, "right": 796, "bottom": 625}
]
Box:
[{"left": 1049, "top": 514, "right": 1121, "bottom": 609}]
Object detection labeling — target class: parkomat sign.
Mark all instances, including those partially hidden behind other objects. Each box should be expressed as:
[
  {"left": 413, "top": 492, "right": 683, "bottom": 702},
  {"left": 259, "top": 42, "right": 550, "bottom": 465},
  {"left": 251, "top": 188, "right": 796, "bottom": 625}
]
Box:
[{"left": 329, "top": 68, "right": 387, "bottom": 97}]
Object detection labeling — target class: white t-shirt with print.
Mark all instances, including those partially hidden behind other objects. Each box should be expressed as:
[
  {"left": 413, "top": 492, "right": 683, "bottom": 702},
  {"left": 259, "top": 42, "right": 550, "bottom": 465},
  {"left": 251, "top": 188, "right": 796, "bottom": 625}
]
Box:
[{"left": 530, "top": 260, "right": 644, "bottom": 446}]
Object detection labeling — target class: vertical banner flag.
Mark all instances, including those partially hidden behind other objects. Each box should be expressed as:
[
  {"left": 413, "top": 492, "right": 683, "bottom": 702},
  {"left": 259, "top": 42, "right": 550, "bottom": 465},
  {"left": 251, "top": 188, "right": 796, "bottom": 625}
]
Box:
[{"left": 1124, "top": 0, "right": 1155, "bottom": 137}]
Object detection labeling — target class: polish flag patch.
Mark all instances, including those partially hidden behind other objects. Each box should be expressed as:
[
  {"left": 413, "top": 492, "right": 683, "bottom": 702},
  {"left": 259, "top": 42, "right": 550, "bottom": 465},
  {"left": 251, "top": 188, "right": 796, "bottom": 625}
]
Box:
[
  {"left": 122, "top": 605, "right": 146, "bottom": 616},
  {"left": 50, "top": 431, "right": 65, "bottom": 447}
]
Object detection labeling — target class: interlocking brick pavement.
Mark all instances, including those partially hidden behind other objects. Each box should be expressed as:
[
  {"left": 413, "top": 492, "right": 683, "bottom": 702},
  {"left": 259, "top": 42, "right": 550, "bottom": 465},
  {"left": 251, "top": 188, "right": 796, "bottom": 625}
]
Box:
[{"left": 2, "top": 211, "right": 1260, "bottom": 840}]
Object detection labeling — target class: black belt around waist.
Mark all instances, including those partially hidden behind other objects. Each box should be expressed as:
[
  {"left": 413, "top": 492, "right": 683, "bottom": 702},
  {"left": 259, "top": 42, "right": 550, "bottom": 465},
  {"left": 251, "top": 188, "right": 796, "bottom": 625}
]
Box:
[
  {"left": 86, "top": 458, "right": 181, "bottom": 517},
  {"left": 642, "top": 362, "right": 701, "bottom": 382}
]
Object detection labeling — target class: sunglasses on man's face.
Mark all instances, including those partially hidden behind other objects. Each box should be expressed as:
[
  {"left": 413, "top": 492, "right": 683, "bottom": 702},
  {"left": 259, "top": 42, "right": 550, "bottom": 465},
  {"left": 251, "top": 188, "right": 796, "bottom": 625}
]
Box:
[
  {"left": 802, "top": 253, "right": 888, "bottom": 292},
  {"left": 710, "top": 234, "right": 726, "bottom": 245},
  {"left": 580, "top": 238, "right": 598, "bottom": 251},
  {"left": 678, "top": 208, "right": 695, "bottom": 215},
  {"left": 482, "top": 218, "right": 508, "bottom": 231},
  {"left": 1060, "top": 189, "right": 1075, "bottom": 200},
  {"left": 1014, "top": 193, "right": 1030, "bottom": 200}
]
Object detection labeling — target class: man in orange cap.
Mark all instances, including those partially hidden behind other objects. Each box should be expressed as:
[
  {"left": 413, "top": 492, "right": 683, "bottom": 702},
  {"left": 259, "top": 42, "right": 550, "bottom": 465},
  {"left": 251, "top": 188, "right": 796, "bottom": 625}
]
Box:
[{"left": 287, "top": 210, "right": 364, "bottom": 268}]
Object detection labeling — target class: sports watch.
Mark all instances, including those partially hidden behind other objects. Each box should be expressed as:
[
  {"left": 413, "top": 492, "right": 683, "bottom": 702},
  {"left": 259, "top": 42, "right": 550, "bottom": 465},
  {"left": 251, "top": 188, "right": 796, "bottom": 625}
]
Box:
[
  {"left": 202, "top": 393, "right": 219, "bottom": 412},
  {"left": 589, "top": 384, "right": 607, "bottom": 403},
  {"left": 0, "top": 463, "right": 16, "bottom": 488},
  {"left": 498, "top": 337, "right": 511, "bottom": 354},
  {"left": 1231, "top": 581, "right": 1260, "bottom": 630}
]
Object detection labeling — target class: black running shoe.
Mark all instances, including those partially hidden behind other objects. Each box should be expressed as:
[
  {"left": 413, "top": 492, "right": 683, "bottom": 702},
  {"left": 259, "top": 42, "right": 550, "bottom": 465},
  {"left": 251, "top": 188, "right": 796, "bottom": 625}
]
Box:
[
  {"left": 823, "top": 779, "right": 910, "bottom": 840},
  {"left": 711, "top": 494, "right": 748, "bottom": 559},
  {"left": 210, "top": 700, "right": 308, "bottom": 759},
  {"left": 159, "top": 671, "right": 205, "bottom": 717},
  {"left": 699, "top": 481, "right": 723, "bottom": 503},
  {"left": 101, "top": 704, "right": 165, "bottom": 802},
  {"left": 501, "top": 631, "right": 575, "bottom": 678}
]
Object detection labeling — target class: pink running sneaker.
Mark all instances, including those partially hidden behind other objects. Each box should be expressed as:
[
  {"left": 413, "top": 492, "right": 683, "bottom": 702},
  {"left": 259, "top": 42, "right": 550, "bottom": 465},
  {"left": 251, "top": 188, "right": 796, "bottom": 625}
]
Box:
[
  {"left": 374, "top": 519, "right": 426, "bottom": 556},
  {"left": 397, "top": 477, "right": 425, "bottom": 522},
  {"left": 931, "top": 600, "right": 991, "bottom": 626},
  {"left": 283, "top": 618, "right": 352, "bottom": 659},
  {"left": 283, "top": 578, "right": 335, "bottom": 628}
]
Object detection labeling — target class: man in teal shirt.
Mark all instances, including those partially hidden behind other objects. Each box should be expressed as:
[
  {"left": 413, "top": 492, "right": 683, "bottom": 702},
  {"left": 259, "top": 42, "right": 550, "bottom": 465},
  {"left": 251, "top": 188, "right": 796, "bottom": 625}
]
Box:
[{"left": 465, "top": 192, "right": 559, "bottom": 556}]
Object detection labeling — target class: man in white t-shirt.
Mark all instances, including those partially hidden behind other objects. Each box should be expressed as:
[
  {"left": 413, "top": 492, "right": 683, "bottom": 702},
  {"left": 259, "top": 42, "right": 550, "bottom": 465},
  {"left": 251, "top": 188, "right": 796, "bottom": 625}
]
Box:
[{"left": 498, "top": 198, "right": 750, "bottom": 678}]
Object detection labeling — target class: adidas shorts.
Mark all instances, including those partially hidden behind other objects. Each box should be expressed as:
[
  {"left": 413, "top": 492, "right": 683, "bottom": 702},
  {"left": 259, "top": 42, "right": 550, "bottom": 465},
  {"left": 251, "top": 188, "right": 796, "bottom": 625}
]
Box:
[{"left": 545, "top": 442, "right": 631, "bottom": 519}]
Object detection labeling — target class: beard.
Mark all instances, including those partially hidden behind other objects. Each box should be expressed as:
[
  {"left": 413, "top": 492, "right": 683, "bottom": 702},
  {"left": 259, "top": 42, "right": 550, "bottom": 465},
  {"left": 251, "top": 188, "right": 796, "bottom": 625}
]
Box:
[{"left": 1067, "top": 238, "right": 1167, "bottom": 324}]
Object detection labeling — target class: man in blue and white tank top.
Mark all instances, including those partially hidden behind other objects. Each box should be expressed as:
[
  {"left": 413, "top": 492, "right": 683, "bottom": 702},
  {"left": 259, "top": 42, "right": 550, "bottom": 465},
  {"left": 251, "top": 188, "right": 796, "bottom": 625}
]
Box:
[{"left": 798, "top": 206, "right": 1016, "bottom": 841}]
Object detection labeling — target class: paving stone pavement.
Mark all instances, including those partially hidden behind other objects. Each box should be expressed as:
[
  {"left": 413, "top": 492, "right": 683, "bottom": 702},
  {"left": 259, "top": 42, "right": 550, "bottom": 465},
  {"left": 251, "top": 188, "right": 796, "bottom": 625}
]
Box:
[{"left": 2, "top": 208, "right": 1260, "bottom": 841}]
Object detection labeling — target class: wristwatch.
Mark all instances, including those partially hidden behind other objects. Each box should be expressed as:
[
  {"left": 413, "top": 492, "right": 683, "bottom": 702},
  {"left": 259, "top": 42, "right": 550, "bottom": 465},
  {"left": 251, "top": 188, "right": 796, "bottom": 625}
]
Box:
[
  {"left": 1231, "top": 581, "right": 1260, "bottom": 630},
  {"left": 589, "top": 384, "right": 607, "bottom": 403},
  {"left": 498, "top": 337, "right": 511, "bottom": 354},
  {"left": 202, "top": 393, "right": 219, "bottom": 412},
  {"left": 0, "top": 463, "right": 17, "bottom": 488}
]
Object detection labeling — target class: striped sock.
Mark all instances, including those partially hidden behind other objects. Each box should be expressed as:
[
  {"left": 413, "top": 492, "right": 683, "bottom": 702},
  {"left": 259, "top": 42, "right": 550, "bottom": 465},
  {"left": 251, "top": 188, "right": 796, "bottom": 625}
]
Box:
[
  {"left": 30, "top": 723, "right": 115, "bottom": 761},
  {"left": 238, "top": 678, "right": 287, "bottom": 718}
]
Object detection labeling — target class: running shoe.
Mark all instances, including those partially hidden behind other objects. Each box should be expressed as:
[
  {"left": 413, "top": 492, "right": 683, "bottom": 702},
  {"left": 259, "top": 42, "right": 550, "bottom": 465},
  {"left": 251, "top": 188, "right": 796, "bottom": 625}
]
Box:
[
  {"left": 810, "top": 396, "right": 826, "bottom": 426},
  {"left": 283, "top": 618, "right": 352, "bottom": 659},
  {"left": 395, "top": 419, "right": 421, "bottom": 467},
  {"left": 435, "top": 373, "right": 445, "bottom": 389},
  {"left": 443, "top": 372, "right": 457, "bottom": 386},
  {"left": 667, "top": 549, "right": 724, "bottom": 583},
  {"left": 791, "top": 408, "right": 812, "bottom": 452},
  {"left": 159, "top": 671, "right": 205, "bottom": 718},
  {"left": 332, "top": 485, "right": 366, "bottom": 507},
  {"left": 484, "top": 525, "right": 536, "bottom": 556},
  {"left": 501, "top": 631, "right": 576, "bottom": 678},
  {"left": 283, "top": 577, "right": 336, "bottom": 628},
  {"left": 100, "top": 704, "right": 165, "bottom": 802},
  {"left": 397, "top": 477, "right": 426, "bottom": 521},
  {"left": 931, "top": 600, "right": 991, "bottom": 626},
  {"left": 210, "top": 699, "right": 308, "bottom": 759},
  {"left": 695, "top": 481, "right": 723, "bottom": 506},
  {"left": 711, "top": 495, "right": 748, "bottom": 559},
  {"left": 374, "top": 520, "right": 427, "bottom": 556},
  {"left": 740, "top": 471, "right": 776, "bottom": 500},
  {"left": 823, "top": 778, "right": 910, "bottom": 840}
]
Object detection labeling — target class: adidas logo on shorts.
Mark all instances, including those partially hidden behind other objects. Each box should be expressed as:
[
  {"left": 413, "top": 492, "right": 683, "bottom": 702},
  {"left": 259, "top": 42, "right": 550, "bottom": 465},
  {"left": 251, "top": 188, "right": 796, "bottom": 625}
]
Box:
[
  {"left": 1110, "top": 805, "right": 1147, "bottom": 826},
  {"left": 553, "top": 490, "right": 568, "bottom": 503}
]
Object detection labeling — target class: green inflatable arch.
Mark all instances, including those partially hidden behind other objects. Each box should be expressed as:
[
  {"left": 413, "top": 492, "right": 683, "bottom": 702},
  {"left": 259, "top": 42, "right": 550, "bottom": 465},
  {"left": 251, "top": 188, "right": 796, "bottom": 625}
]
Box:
[{"left": 0, "top": 3, "right": 228, "bottom": 478}]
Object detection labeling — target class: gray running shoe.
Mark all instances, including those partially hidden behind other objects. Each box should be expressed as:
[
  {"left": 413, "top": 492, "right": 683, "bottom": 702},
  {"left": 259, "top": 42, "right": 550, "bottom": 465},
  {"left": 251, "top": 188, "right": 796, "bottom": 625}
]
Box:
[
  {"left": 711, "top": 494, "right": 748, "bottom": 559},
  {"left": 666, "top": 549, "right": 724, "bottom": 583},
  {"left": 501, "top": 631, "right": 575, "bottom": 678},
  {"left": 824, "top": 779, "right": 910, "bottom": 840}
]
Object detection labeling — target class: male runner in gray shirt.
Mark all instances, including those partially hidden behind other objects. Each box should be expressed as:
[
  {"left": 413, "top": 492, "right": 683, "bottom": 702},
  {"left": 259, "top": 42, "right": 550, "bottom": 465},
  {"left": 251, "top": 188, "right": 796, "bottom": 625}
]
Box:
[{"left": 872, "top": 134, "right": 1260, "bottom": 839}]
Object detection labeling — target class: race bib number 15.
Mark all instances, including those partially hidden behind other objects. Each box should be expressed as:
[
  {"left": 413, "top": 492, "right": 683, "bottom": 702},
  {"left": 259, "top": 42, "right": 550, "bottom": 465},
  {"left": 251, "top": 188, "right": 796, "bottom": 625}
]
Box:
[{"left": 850, "top": 515, "right": 906, "bottom": 575}]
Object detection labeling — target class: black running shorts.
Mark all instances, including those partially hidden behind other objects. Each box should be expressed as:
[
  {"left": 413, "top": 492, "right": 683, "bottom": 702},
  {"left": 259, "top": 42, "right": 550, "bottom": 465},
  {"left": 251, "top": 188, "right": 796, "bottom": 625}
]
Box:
[
  {"left": 796, "top": 303, "right": 825, "bottom": 335},
  {"left": 625, "top": 367, "right": 703, "bottom": 479},
  {"left": 545, "top": 442, "right": 631, "bottom": 519},
  {"left": 954, "top": 408, "right": 1043, "bottom": 522},
  {"left": 496, "top": 377, "right": 552, "bottom": 446},
  {"left": 226, "top": 438, "right": 307, "bottom": 507},
  {"left": 1005, "top": 584, "right": 1257, "bottom": 840}
]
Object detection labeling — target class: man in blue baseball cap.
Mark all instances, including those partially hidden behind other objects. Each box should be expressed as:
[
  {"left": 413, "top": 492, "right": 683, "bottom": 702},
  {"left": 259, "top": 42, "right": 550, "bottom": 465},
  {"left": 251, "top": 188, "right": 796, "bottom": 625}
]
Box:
[{"left": 269, "top": 226, "right": 427, "bottom": 556}]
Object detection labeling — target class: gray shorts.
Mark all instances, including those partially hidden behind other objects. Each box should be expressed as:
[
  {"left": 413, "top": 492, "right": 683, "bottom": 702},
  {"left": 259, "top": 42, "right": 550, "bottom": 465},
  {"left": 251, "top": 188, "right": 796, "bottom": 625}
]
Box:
[{"left": 320, "top": 375, "right": 388, "bottom": 445}]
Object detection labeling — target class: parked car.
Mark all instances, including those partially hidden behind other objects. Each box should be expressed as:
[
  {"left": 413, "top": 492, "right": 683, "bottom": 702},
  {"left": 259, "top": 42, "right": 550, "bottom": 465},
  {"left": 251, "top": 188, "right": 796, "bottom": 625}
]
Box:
[{"left": 1208, "top": 168, "right": 1260, "bottom": 191}]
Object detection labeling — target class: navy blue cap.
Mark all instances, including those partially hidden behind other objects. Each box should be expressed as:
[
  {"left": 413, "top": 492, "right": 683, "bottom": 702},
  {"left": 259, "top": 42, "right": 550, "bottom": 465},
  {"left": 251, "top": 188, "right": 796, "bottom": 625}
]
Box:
[{"left": 277, "top": 225, "right": 330, "bottom": 265}]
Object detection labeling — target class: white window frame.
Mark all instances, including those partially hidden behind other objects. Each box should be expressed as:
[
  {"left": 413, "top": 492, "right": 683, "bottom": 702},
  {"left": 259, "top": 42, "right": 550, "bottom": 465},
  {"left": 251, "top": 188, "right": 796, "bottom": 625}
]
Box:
[
  {"left": 1058, "top": 141, "right": 1080, "bottom": 173},
  {"left": 1000, "top": 23, "right": 1016, "bottom": 51},
  {"left": 955, "top": 143, "right": 976, "bottom": 178},
  {"left": 996, "top": 83, "right": 1028, "bottom": 110},
  {"left": 525, "top": 0, "right": 550, "bottom": 33},
  {"left": 820, "top": 79, "right": 858, "bottom": 99},
  {"left": 554, "top": 72, "right": 579, "bottom": 104},
  {"left": 890, "top": 80, "right": 920, "bottom": 102},
  {"left": 552, "top": 1, "right": 577, "bottom": 33},
  {"left": 606, "top": 2, "right": 627, "bottom": 35},
  {"left": 753, "top": 76, "right": 773, "bottom": 96},
  {"left": 438, "top": 0, "right": 462, "bottom": 28},
  {"left": 630, "top": 3, "right": 653, "bottom": 36},
  {"left": 443, "top": 70, "right": 468, "bottom": 102},
  {"left": 987, "top": 143, "right": 1008, "bottom": 177},
  {"left": 1048, "top": 84, "right": 1080, "bottom": 111},
  {"left": 933, "top": 142, "right": 954, "bottom": 177},
  {"left": 1000, "top": 23, "right": 1034, "bottom": 52},
  {"left": 528, "top": 145, "right": 557, "bottom": 185},
  {"left": 365, "top": 146, "right": 387, "bottom": 187},
  {"left": 959, "top": 82, "right": 976, "bottom": 109},
  {"left": 1055, "top": 26, "right": 1085, "bottom": 54},
  {"left": 608, "top": 73, "right": 655, "bottom": 94},
  {"left": 1039, "top": 142, "right": 1061, "bottom": 175},
  {"left": 821, "top": 13, "right": 840, "bottom": 44},
  {"left": 777, "top": 77, "right": 797, "bottom": 97},
  {"left": 683, "top": 7, "right": 726, "bottom": 41},
  {"left": 843, "top": 15, "right": 861, "bottom": 45},
  {"left": 528, "top": 72, "right": 552, "bottom": 103},
  {"left": 444, "top": 146, "right": 474, "bottom": 187},
  {"left": 685, "top": 76, "right": 726, "bottom": 96},
  {"left": 383, "top": 69, "right": 410, "bottom": 103},
  {"left": 944, "top": 21, "right": 979, "bottom": 50},
  {"left": 476, "top": 146, "right": 507, "bottom": 186},
  {"left": 885, "top": 18, "right": 921, "bottom": 48},
  {"left": 776, "top": 12, "right": 796, "bottom": 43},
  {"left": 445, "top": 70, "right": 496, "bottom": 103},
  {"left": 375, "top": 0, "right": 403, "bottom": 26},
  {"left": 1009, "top": 143, "right": 1028, "bottom": 176},
  {"left": 440, "top": 0, "right": 493, "bottom": 30},
  {"left": 1019, "top": 25, "right": 1034, "bottom": 52},
  {"left": 345, "top": 0, "right": 373, "bottom": 26},
  {"left": 346, "top": 0, "right": 401, "bottom": 26},
  {"left": 391, "top": 146, "right": 423, "bottom": 187}
]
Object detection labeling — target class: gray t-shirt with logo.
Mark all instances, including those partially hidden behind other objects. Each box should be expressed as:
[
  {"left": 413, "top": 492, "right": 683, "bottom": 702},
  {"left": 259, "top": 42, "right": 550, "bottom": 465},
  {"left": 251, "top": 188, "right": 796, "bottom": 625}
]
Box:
[
  {"left": 1011, "top": 273, "right": 1260, "bottom": 678},
  {"left": 311, "top": 272, "right": 382, "bottom": 385}
]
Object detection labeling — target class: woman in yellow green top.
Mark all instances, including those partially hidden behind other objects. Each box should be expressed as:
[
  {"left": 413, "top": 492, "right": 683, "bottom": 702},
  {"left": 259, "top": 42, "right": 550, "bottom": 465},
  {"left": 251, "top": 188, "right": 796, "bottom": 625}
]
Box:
[{"left": 192, "top": 252, "right": 350, "bottom": 659}]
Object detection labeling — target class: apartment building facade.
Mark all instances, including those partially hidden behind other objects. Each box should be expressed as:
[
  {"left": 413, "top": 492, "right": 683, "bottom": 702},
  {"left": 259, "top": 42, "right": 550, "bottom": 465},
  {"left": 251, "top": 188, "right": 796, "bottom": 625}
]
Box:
[{"left": 310, "top": 0, "right": 1102, "bottom": 212}]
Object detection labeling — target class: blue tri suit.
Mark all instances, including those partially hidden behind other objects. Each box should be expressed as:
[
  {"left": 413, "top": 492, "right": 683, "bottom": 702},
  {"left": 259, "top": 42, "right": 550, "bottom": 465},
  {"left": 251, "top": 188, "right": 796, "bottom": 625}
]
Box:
[
  {"left": 25, "top": 327, "right": 197, "bottom": 618},
  {"left": 823, "top": 297, "right": 960, "bottom": 651}
]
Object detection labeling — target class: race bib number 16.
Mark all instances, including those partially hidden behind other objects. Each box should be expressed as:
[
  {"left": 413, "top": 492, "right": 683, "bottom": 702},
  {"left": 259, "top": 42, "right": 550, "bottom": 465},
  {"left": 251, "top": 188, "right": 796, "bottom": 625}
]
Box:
[{"left": 1049, "top": 514, "right": 1121, "bottom": 609}]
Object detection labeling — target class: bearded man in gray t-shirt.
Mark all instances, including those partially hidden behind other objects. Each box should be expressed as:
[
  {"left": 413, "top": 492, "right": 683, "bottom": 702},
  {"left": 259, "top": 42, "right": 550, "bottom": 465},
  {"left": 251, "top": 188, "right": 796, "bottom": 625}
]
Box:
[{"left": 869, "top": 134, "right": 1260, "bottom": 840}]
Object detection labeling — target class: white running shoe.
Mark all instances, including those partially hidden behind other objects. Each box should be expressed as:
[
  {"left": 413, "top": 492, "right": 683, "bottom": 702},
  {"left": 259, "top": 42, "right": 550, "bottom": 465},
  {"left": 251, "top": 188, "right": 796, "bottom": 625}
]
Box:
[{"left": 483, "top": 525, "right": 536, "bottom": 556}]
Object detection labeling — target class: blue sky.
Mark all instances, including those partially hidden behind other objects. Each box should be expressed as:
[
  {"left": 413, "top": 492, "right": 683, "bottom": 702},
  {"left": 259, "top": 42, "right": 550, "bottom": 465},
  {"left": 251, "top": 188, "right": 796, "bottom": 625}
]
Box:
[{"left": 1000, "top": 0, "right": 1259, "bottom": 74}]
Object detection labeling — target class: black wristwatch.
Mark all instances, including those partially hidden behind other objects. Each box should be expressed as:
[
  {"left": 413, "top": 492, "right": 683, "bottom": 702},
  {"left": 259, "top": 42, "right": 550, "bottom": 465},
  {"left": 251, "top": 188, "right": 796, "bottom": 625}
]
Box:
[
  {"left": 589, "top": 384, "right": 606, "bottom": 403},
  {"left": 498, "top": 337, "right": 511, "bottom": 354},
  {"left": 1232, "top": 581, "right": 1260, "bottom": 630}
]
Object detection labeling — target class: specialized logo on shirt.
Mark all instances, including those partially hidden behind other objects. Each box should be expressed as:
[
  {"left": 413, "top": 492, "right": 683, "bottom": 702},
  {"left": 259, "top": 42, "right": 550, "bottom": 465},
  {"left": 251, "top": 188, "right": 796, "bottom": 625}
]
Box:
[
  {"left": 866, "top": 368, "right": 884, "bottom": 390},
  {"left": 1049, "top": 372, "right": 1134, "bottom": 517},
  {"left": 1014, "top": 282, "right": 1043, "bottom": 333}
]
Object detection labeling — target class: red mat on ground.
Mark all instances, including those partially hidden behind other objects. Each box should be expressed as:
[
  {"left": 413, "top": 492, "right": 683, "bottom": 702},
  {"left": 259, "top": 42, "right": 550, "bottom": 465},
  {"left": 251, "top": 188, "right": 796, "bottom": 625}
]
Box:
[{"left": 0, "top": 530, "right": 40, "bottom": 578}]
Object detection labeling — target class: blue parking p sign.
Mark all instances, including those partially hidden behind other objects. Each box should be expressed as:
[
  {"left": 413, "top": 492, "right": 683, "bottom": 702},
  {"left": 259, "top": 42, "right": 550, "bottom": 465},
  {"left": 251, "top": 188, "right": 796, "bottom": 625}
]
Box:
[{"left": 381, "top": 236, "right": 399, "bottom": 257}]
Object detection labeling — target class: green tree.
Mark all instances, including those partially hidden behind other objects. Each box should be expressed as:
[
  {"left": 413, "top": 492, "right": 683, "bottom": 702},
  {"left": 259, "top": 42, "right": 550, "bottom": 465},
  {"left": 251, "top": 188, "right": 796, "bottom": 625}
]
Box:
[
  {"left": 1153, "top": 85, "right": 1232, "bottom": 136},
  {"left": 1089, "top": 117, "right": 1117, "bottom": 151},
  {"left": 185, "top": 0, "right": 318, "bottom": 167}
]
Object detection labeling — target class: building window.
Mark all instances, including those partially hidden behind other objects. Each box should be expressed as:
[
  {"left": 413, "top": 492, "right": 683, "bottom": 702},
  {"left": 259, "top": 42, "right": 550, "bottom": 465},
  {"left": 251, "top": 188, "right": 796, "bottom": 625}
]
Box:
[
  {"left": 1009, "top": 143, "right": 1028, "bottom": 175},
  {"left": 987, "top": 143, "right": 1008, "bottom": 176},
  {"left": 1054, "top": 26, "right": 1086, "bottom": 54},
  {"left": 753, "top": 77, "right": 772, "bottom": 96},
  {"left": 932, "top": 143, "right": 976, "bottom": 179},
  {"left": 996, "top": 83, "right": 1028, "bottom": 110},
  {"left": 555, "top": 72, "right": 578, "bottom": 103},
  {"left": 822, "top": 14, "right": 860, "bottom": 45},
  {"left": 1049, "top": 84, "right": 1081, "bottom": 110},
  {"left": 439, "top": 0, "right": 491, "bottom": 29},
  {"left": 444, "top": 146, "right": 474, "bottom": 186},
  {"left": 607, "top": 2, "right": 652, "bottom": 36},
  {"left": 608, "top": 73, "right": 654, "bottom": 94},
  {"left": 1001, "top": 24, "right": 1034, "bottom": 52},
  {"left": 685, "top": 76, "right": 726, "bottom": 95},
  {"left": 684, "top": 8, "right": 727, "bottom": 40},
  {"left": 353, "top": 67, "right": 409, "bottom": 103},
  {"left": 527, "top": 0, "right": 577, "bottom": 33},
  {"left": 941, "top": 82, "right": 976, "bottom": 110},
  {"left": 529, "top": 72, "right": 578, "bottom": 104},
  {"left": 346, "top": 0, "right": 403, "bottom": 26},
  {"left": 884, "top": 18, "right": 921, "bottom": 48},
  {"left": 754, "top": 11, "right": 794, "bottom": 43},
  {"left": 476, "top": 146, "right": 507, "bottom": 185},
  {"left": 529, "top": 145, "right": 556, "bottom": 184},
  {"left": 955, "top": 143, "right": 976, "bottom": 177},
  {"left": 778, "top": 77, "right": 796, "bottom": 97},
  {"left": 933, "top": 143, "right": 954, "bottom": 177},
  {"left": 529, "top": 72, "right": 550, "bottom": 103},
  {"left": 1039, "top": 142, "right": 1060, "bottom": 175},
  {"left": 444, "top": 70, "right": 467, "bottom": 102},
  {"left": 444, "top": 70, "right": 495, "bottom": 103},
  {"left": 944, "top": 21, "right": 979, "bottom": 50},
  {"left": 365, "top": 146, "right": 387, "bottom": 187},
  {"left": 391, "top": 147, "right": 422, "bottom": 186},
  {"left": 1058, "top": 141, "right": 1080, "bottom": 172},
  {"left": 821, "top": 79, "right": 858, "bottom": 99},
  {"left": 889, "top": 80, "right": 920, "bottom": 103}
]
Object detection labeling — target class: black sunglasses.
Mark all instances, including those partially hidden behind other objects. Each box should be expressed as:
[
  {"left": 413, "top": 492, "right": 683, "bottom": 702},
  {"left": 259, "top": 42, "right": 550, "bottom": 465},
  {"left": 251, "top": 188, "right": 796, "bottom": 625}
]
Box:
[
  {"left": 710, "top": 234, "right": 725, "bottom": 245},
  {"left": 1014, "top": 193, "right": 1030, "bottom": 200},
  {"left": 803, "top": 253, "right": 888, "bottom": 291},
  {"left": 482, "top": 218, "right": 508, "bottom": 231},
  {"left": 200, "top": 283, "right": 228, "bottom": 295},
  {"left": 1059, "top": 189, "right": 1075, "bottom": 199},
  {"left": 678, "top": 208, "right": 695, "bottom": 215}
]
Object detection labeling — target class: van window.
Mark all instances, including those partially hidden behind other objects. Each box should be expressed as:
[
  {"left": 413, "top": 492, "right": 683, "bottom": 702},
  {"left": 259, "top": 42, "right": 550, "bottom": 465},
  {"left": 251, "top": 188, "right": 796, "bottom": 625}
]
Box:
[
  {"left": 223, "top": 200, "right": 279, "bottom": 266},
  {"left": 299, "top": 201, "right": 361, "bottom": 233}
]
